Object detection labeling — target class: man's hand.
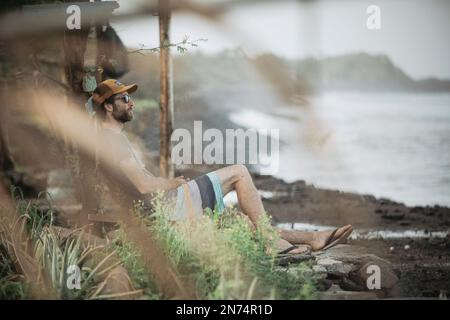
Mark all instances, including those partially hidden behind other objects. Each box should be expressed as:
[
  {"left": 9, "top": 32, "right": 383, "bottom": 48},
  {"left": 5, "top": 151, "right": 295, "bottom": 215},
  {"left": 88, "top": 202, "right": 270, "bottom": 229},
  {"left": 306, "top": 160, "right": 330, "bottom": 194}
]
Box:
[{"left": 172, "top": 176, "right": 188, "bottom": 187}]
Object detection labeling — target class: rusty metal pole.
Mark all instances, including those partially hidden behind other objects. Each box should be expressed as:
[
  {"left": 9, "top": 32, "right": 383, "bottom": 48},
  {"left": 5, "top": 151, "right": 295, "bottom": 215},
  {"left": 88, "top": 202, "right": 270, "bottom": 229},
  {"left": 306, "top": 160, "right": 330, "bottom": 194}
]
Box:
[{"left": 158, "top": 0, "right": 174, "bottom": 178}]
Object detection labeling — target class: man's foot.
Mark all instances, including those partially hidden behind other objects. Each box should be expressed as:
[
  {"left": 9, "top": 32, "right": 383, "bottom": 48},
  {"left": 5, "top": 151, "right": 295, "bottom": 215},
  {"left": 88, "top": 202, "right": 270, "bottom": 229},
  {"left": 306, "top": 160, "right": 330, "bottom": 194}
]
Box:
[
  {"left": 275, "top": 238, "right": 311, "bottom": 255},
  {"left": 309, "top": 224, "right": 353, "bottom": 251},
  {"left": 278, "top": 244, "right": 312, "bottom": 255}
]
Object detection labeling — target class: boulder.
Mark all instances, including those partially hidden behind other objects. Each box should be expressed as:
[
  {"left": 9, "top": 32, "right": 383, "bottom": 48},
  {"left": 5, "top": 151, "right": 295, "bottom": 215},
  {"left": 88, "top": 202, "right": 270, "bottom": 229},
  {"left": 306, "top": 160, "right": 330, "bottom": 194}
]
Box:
[
  {"left": 353, "top": 261, "right": 399, "bottom": 292},
  {"left": 313, "top": 245, "right": 399, "bottom": 294}
]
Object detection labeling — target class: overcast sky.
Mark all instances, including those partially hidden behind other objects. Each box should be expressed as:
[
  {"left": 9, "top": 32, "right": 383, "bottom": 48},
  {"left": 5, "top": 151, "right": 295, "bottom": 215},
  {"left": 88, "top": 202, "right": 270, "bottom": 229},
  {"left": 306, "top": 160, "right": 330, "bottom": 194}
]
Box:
[{"left": 112, "top": 0, "right": 450, "bottom": 80}]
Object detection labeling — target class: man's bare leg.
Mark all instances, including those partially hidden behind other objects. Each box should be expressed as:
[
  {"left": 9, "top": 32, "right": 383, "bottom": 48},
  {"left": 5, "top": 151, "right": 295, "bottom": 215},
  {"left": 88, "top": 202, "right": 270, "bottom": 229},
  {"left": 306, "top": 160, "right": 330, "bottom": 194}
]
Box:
[
  {"left": 214, "top": 165, "right": 352, "bottom": 252},
  {"left": 214, "top": 165, "right": 264, "bottom": 226}
]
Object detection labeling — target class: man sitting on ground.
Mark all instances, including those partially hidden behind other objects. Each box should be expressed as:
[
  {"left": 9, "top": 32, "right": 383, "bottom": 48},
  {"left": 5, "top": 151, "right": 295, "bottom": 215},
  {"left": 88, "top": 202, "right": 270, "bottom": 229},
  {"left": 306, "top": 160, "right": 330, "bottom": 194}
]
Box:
[{"left": 88, "top": 79, "right": 353, "bottom": 254}]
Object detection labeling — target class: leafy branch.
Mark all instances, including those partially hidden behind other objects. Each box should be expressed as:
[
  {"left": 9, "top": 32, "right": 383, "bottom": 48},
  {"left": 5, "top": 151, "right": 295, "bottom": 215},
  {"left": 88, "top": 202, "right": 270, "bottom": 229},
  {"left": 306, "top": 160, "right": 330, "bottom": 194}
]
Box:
[{"left": 128, "top": 36, "right": 208, "bottom": 55}]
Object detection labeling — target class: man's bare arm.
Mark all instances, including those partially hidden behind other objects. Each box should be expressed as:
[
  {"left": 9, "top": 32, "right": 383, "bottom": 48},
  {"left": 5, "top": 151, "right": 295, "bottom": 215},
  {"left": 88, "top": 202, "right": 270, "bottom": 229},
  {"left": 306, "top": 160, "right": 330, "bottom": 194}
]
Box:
[{"left": 119, "top": 158, "right": 186, "bottom": 194}]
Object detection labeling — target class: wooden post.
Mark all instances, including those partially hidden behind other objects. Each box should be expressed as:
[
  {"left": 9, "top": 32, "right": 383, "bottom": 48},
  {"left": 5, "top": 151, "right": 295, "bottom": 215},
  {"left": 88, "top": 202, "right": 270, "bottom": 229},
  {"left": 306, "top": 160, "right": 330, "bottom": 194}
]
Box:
[
  {"left": 62, "top": 1, "right": 96, "bottom": 223},
  {"left": 158, "top": 0, "right": 174, "bottom": 178}
]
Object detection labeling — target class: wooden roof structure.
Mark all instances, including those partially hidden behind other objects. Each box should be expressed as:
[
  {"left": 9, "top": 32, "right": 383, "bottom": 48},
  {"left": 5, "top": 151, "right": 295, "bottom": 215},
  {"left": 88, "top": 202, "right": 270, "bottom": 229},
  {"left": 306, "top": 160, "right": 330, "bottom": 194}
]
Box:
[{"left": 3, "top": 0, "right": 174, "bottom": 178}]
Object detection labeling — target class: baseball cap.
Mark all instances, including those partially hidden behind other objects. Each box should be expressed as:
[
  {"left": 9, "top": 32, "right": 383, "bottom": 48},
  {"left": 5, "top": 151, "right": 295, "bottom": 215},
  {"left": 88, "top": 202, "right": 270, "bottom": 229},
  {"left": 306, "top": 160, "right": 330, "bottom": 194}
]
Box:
[
  {"left": 85, "top": 79, "right": 138, "bottom": 116},
  {"left": 92, "top": 79, "right": 138, "bottom": 105}
]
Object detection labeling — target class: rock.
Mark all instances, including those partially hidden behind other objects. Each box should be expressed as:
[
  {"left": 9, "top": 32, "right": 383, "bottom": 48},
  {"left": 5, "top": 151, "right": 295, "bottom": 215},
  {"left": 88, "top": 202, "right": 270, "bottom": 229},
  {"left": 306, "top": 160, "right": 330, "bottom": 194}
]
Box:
[
  {"left": 312, "top": 265, "right": 327, "bottom": 273},
  {"left": 276, "top": 253, "right": 315, "bottom": 267},
  {"left": 316, "top": 258, "right": 354, "bottom": 276},
  {"left": 339, "top": 276, "right": 367, "bottom": 292},
  {"left": 354, "top": 261, "right": 399, "bottom": 292},
  {"left": 312, "top": 265, "right": 329, "bottom": 282},
  {"left": 313, "top": 273, "right": 329, "bottom": 282},
  {"left": 313, "top": 245, "right": 399, "bottom": 294},
  {"left": 315, "top": 279, "right": 333, "bottom": 291},
  {"left": 382, "top": 211, "right": 405, "bottom": 220}
]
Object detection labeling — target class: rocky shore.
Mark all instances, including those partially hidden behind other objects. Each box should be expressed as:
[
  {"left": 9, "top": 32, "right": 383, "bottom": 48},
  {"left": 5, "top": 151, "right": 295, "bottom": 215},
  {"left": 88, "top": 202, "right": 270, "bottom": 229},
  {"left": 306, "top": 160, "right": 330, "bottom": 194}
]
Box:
[
  {"left": 171, "top": 166, "right": 450, "bottom": 299},
  {"left": 256, "top": 173, "right": 450, "bottom": 298}
]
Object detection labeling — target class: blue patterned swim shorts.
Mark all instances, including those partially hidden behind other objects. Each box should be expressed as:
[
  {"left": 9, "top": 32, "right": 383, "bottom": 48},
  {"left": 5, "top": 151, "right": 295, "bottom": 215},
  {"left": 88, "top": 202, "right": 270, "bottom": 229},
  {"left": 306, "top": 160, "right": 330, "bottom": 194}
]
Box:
[{"left": 168, "top": 172, "right": 225, "bottom": 220}]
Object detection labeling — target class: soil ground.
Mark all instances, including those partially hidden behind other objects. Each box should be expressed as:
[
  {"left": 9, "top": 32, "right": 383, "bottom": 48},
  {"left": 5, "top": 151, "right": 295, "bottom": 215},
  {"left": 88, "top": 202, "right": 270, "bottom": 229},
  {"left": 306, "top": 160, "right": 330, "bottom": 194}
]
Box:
[{"left": 254, "top": 174, "right": 450, "bottom": 298}]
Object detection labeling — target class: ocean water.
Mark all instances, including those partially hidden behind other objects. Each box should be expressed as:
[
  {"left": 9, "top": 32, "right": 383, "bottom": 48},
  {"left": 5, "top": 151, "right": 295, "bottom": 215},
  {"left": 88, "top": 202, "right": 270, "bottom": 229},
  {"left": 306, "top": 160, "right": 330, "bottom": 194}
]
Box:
[{"left": 229, "top": 92, "right": 450, "bottom": 207}]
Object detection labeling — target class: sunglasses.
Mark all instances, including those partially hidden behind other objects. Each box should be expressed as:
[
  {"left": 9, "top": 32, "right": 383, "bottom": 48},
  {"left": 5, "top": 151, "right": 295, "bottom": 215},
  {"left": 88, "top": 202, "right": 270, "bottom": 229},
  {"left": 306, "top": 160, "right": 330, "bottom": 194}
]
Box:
[{"left": 114, "top": 94, "right": 132, "bottom": 103}]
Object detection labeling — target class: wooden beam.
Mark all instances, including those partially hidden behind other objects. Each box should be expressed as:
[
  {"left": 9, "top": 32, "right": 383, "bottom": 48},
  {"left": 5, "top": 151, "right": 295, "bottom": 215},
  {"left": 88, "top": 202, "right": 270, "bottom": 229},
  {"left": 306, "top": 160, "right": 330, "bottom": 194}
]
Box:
[
  {"left": 158, "top": 0, "right": 174, "bottom": 178},
  {"left": 0, "top": 1, "right": 119, "bottom": 40}
]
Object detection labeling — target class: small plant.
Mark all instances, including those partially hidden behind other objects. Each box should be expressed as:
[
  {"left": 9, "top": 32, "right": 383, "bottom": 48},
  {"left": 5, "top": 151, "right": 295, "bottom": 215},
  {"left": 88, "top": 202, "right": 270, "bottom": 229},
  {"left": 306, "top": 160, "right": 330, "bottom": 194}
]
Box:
[
  {"left": 8, "top": 187, "right": 123, "bottom": 299},
  {"left": 125, "top": 194, "right": 317, "bottom": 299},
  {"left": 34, "top": 227, "right": 122, "bottom": 300},
  {"left": 10, "top": 186, "right": 54, "bottom": 241},
  {"left": 0, "top": 244, "right": 25, "bottom": 300},
  {"left": 112, "top": 228, "right": 160, "bottom": 300}
]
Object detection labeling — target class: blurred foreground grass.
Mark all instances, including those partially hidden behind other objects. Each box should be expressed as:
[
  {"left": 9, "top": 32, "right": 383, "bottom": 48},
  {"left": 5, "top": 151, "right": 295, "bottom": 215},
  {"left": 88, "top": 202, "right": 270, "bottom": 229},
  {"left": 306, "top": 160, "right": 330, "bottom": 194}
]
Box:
[{"left": 0, "top": 188, "right": 316, "bottom": 299}]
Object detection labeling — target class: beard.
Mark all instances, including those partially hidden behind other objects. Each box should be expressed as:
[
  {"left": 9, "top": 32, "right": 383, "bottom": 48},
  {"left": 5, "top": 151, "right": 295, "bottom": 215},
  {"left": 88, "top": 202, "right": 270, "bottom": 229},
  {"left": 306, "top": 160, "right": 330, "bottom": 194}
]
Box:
[{"left": 112, "top": 107, "right": 133, "bottom": 123}]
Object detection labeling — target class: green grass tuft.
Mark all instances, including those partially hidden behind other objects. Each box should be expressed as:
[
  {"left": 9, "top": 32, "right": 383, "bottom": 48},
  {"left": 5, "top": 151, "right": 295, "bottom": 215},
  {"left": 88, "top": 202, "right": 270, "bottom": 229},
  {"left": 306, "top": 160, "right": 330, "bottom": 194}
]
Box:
[{"left": 119, "top": 194, "right": 317, "bottom": 299}]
